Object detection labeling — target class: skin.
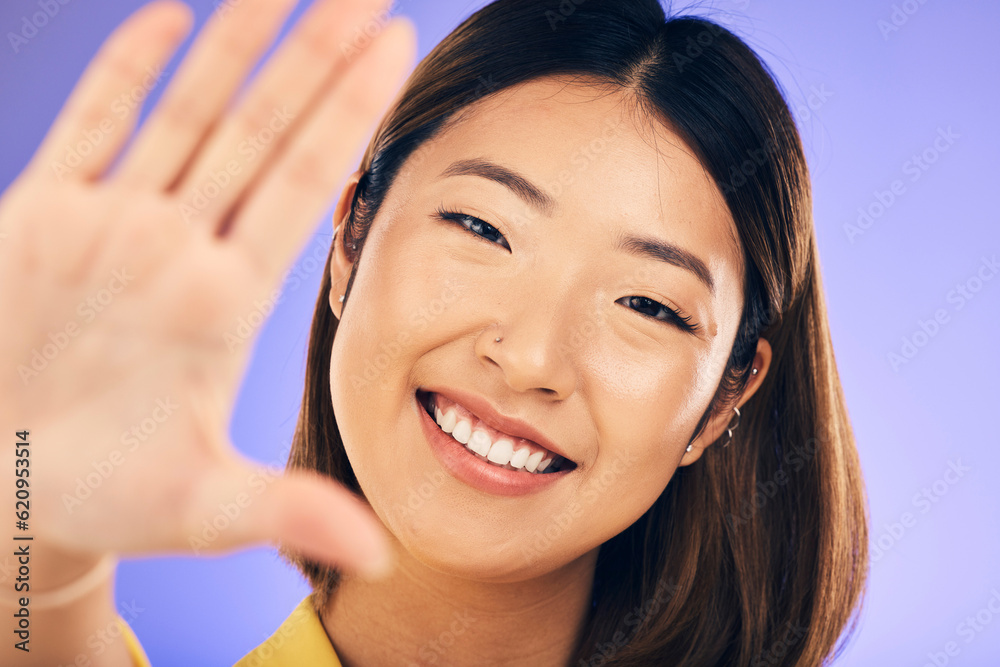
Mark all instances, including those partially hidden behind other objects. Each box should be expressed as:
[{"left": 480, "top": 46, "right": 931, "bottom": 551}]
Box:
[
  {"left": 0, "top": 0, "right": 772, "bottom": 663},
  {"left": 323, "top": 76, "right": 772, "bottom": 666},
  {"left": 0, "top": 0, "right": 415, "bottom": 664}
]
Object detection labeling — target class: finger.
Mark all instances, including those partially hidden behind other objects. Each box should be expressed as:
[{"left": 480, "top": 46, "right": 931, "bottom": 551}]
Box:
[
  {"left": 229, "top": 17, "right": 416, "bottom": 287},
  {"left": 190, "top": 462, "right": 395, "bottom": 580},
  {"left": 184, "top": 385, "right": 393, "bottom": 578},
  {"left": 113, "top": 0, "right": 299, "bottom": 190},
  {"left": 253, "top": 469, "right": 395, "bottom": 580},
  {"left": 26, "top": 1, "right": 193, "bottom": 183},
  {"left": 173, "top": 0, "right": 395, "bottom": 226}
]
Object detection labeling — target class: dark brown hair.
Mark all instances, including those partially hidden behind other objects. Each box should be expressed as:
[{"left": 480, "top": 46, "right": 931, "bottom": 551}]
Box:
[{"left": 284, "top": 1, "right": 869, "bottom": 664}]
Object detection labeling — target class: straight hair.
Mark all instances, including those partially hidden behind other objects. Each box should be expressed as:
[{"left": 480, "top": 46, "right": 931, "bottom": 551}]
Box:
[{"left": 284, "top": 1, "right": 869, "bottom": 664}]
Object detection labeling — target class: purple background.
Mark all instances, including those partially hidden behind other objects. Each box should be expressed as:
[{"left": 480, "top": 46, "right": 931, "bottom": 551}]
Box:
[{"left": 2, "top": 0, "right": 997, "bottom": 664}]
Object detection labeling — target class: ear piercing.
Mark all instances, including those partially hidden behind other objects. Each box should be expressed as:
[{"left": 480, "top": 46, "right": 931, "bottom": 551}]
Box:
[
  {"left": 721, "top": 406, "right": 741, "bottom": 448},
  {"left": 686, "top": 404, "right": 744, "bottom": 454}
]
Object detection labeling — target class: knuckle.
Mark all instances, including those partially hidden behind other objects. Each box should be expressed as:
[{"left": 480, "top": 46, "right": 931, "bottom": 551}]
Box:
[
  {"left": 233, "top": 94, "right": 286, "bottom": 141},
  {"left": 338, "top": 81, "right": 382, "bottom": 124},
  {"left": 297, "top": 22, "right": 342, "bottom": 63},
  {"left": 157, "top": 93, "right": 215, "bottom": 136},
  {"left": 216, "top": 21, "right": 271, "bottom": 61},
  {"left": 280, "top": 147, "right": 334, "bottom": 192},
  {"left": 96, "top": 43, "right": 141, "bottom": 86}
]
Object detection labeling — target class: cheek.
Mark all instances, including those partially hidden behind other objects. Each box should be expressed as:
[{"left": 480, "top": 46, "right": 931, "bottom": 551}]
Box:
[
  {"left": 582, "top": 347, "right": 704, "bottom": 447},
  {"left": 577, "top": 454, "right": 674, "bottom": 536},
  {"left": 331, "top": 237, "right": 453, "bottom": 389},
  {"left": 570, "top": 341, "right": 719, "bottom": 526},
  {"left": 326, "top": 222, "right": 479, "bottom": 518}
]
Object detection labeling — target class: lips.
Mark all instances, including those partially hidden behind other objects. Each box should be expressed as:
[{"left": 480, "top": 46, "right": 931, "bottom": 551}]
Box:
[{"left": 416, "top": 388, "right": 577, "bottom": 473}]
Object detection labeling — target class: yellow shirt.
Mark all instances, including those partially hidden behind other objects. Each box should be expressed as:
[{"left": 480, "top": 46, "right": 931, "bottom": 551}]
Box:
[{"left": 120, "top": 595, "right": 342, "bottom": 666}]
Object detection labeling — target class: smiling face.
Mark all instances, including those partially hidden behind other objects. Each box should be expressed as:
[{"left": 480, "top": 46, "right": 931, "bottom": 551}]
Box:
[{"left": 326, "top": 75, "right": 751, "bottom": 581}]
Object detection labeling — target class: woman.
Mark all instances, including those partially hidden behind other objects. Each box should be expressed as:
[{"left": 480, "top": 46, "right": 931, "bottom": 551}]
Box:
[{"left": 0, "top": 0, "right": 868, "bottom": 664}]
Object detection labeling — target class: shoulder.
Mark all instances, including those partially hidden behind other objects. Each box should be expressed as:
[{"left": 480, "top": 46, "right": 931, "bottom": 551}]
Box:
[{"left": 234, "top": 594, "right": 343, "bottom": 667}]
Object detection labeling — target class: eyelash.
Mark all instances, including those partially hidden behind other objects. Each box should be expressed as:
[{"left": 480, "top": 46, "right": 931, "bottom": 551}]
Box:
[
  {"left": 435, "top": 206, "right": 510, "bottom": 251},
  {"left": 434, "top": 206, "right": 700, "bottom": 334},
  {"left": 616, "top": 296, "right": 701, "bottom": 334}
]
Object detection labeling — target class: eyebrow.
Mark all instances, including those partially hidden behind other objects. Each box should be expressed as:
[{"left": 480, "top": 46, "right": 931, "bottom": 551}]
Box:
[
  {"left": 437, "top": 158, "right": 556, "bottom": 216},
  {"left": 615, "top": 234, "right": 716, "bottom": 295},
  {"left": 438, "top": 157, "right": 714, "bottom": 294}
]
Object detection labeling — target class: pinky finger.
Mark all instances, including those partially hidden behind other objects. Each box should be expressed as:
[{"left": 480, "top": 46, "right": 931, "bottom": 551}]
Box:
[{"left": 27, "top": 1, "right": 193, "bottom": 183}]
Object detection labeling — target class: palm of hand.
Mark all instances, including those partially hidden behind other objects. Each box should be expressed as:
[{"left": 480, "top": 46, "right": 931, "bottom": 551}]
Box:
[{"left": 0, "top": 0, "right": 413, "bottom": 576}]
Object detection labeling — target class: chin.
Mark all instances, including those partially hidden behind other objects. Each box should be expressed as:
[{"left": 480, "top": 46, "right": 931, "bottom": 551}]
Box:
[{"left": 377, "top": 495, "right": 578, "bottom": 582}]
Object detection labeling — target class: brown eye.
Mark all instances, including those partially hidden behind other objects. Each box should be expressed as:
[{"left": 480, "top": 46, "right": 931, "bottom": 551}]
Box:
[
  {"left": 617, "top": 296, "right": 699, "bottom": 333},
  {"left": 435, "top": 207, "right": 511, "bottom": 251}
]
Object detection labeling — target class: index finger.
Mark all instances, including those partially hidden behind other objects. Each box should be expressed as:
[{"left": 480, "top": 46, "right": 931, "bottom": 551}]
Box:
[{"left": 229, "top": 18, "right": 416, "bottom": 287}]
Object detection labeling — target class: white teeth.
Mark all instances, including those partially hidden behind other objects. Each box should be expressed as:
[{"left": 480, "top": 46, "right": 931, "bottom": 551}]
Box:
[
  {"left": 509, "top": 446, "right": 531, "bottom": 469},
  {"left": 439, "top": 408, "right": 457, "bottom": 434},
  {"left": 524, "top": 451, "right": 544, "bottom": 473},
  {"left": 452, "top": 420, "right": 472, "bottom": 444},
  {"left": 486, "top": 439, "right": 514, "bottom": 466},
  {"left": 428, "top": 393, "right": 570, "bottom": 475},
  {"left": 468, "top": 429, "right": 492, "bottom": 457}
]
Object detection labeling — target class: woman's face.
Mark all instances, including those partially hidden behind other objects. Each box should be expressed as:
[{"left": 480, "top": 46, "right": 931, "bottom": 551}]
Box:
[{"left": 328, "top": 76, "right": 749, "bottom": 581}]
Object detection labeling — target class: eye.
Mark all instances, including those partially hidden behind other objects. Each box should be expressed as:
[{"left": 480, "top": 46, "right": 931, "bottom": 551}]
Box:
[
  {"left": 435, "top": 206, "right": 510, "bottom": 251},
  {"left": 617, "top": 295, "right": 701, "bottom": 334}
]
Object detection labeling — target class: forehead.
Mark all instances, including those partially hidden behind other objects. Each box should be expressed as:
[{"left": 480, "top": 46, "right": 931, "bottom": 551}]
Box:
[{"left": 397, "top": 75, "right": 743, "bottom": 280}]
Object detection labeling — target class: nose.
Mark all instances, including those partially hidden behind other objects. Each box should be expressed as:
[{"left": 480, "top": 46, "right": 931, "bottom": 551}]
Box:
[{"left": 474, "top": 289, "right": 579, "bottom": 401}]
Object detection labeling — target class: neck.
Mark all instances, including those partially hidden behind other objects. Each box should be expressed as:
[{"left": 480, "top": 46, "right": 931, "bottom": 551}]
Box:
[{"left": 321, "top": 543, "right": 599, "bottom": 667}]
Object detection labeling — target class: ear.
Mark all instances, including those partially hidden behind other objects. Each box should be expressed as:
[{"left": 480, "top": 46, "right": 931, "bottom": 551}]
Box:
[
  {"left": 329, "top": 170, "right": 363, "bottom": 319},
  {"left": 679, "top": 337, "right": 773, "bottom": 465}
]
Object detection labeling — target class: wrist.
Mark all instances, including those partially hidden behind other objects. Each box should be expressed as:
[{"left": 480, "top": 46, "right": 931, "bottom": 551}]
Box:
[{"left": 0, "top": 542, "right": 115, "bottom": 610}]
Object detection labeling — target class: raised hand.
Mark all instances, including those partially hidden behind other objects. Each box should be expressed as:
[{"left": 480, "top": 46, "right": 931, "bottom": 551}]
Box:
[{"left": 0, "top": 0, "right": 414, "bottom": 579}]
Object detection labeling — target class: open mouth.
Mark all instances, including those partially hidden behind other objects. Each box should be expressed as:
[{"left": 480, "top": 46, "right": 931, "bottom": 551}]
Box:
[{"left": 417, "top": 389, "right": 576, "bottom": 474}]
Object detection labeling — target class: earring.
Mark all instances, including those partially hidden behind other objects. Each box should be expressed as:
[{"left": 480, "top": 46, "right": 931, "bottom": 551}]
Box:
[
  {"left": 751, "top": 367, "right": 758, "bottom": 375},
  {"left": 338, "top": 294, "right": 345, "bottom": 303},
  {"left": 495, "top": 336, "right": 502, "bottom": 343},
  {"left": 689, "top": 406, "right": 743, "bottom": 454},
  {"left": 721, "top": 406, "right": 741, "bottom": 448}
]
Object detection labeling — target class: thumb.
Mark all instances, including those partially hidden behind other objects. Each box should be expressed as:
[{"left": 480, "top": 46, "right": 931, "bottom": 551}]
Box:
[
  {"left": 187, "top": 461, "right": 394, "bottom": 581},
  {"left": 182, "top": 381, "right": 394, "bottom": 580}
]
